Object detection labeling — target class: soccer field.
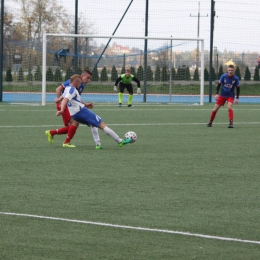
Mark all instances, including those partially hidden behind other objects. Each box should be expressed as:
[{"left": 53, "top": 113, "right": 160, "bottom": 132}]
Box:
[{"left": 0, "top": 103, "right": 260, "bottom": 259}]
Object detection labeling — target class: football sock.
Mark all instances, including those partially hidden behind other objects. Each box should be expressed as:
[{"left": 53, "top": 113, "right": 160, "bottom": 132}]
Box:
[
  {"left": 210, "top": 111, "right": 217, "bottom": 122},
  {"left": 228, "top": 109, "right": 233, "bottom": 122},
  {"left": 103, "top": 126, "right": 122, "bottom": 143},
  {"left": 50, "top": 126, "right": 69, "bottom": 136},
  {"left": 64, "top": 125, "right": 77, "bottom": 144},
  {"left": 118, "top": 92, "right": 123, "bottom": 104},
  {"left": 91, "top": 127, "right": 101, "bottom": 146},
  {"left": 128, "top": 94, "right": 133, "bottom": 105}
]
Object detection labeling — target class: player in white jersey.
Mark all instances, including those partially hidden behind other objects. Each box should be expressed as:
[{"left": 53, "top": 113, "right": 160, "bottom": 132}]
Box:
[{"left": 56, "top": 74, "right": 132, "bottom": 147}]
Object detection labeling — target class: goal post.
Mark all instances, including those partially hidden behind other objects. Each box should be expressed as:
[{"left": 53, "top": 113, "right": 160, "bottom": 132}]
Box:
[{"left": 42, "top": 33, "right": 204, "bottom": 106}]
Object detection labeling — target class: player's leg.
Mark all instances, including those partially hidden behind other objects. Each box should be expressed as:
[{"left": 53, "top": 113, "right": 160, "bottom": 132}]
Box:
[
  {"left": 63, "top": 119, "right": 79, "bottom": 148},
  {"left": 227, "top": 99, "right": 234, "bottom": 128},
  {"left": 98, "top": 122, "right": 132, "bottom": 147},
  {"left": 45, "top": 105, "right": 71, "bottom": 144},
  {"left": 91, "top": 126, "right": 103, "bottom": 149},
  {"left": 118, "top": 83, "right": 125, "bottom": 107},
  {"left": 126, "top": 84, "right": 134, "bottom": 107},
  {"left": 207, "top": 104, "right": 221, "bottom": 127}
]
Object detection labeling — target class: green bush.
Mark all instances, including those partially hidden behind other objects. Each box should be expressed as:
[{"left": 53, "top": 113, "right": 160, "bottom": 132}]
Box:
[
  {"left": 27, "top": 66, "right": 33, "bottom": 81},
  {"left": 161, "top": 65, "right": 168, "bottom": 81},
  {"left": 18, "top": 67, "right": 24, "bottom": 82},
  {"left": 111, "top": 65, "right": 118, "bottom": 82},
  {"left": 253, "top": 66, "right": 259, "bottom": 81},
  {"left": 235, "top": 66, "right": 241, "bottom": 80},
  {"left": 154, "top": 65, "right": 161, "bottom": 81},
  {"left": 46, "top": 67, "right": 54, "bottom": 81},
  {"left": 65, "top": 67, "right": 73, "bottom": 81},
  {"left": 244, "top": 66, "right": 251, "bottom": 80},
  {"left": 54, "top": 68, "right": 62, "bottom": 82},
  {"left": 147, "top": 66, "right": 153, "bottom": 81},
  {"left": 92, "top": 66, "right": 99, "bottom": 81},
  {"left": 121, "top": 67, "right": 125, "bottom": 74},
  {"left": 34, "top": 66, "right": 42, "bottom": 81},
  {"left": 185, "top": 66, "right": 191, "bottom": 80},
  {"left": 130, "top": 66, "right": 136, "bottom": 76},
  {"left": 100, "top": 66, "right": 108, "bottom": 81},
  {"left": 137, "top": 65, "right": 144, "bottom": 81},
  {"left": 204, "top": 67, "right": 209, "bottom": 81},
  {"left": 193, "top": 68, "right": 199, "bottom": 81}
]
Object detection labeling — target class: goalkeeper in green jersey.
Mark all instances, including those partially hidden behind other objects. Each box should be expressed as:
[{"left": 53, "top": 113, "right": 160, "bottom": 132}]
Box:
[{"left": 114, "top": 68, "right": 141, "bottom": 107}]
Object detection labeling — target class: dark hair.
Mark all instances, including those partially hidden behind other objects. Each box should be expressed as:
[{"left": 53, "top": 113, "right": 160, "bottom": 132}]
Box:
[
  {"left": 228, "top": 65, "right": 235, "bottom": 69},
  {"left": 82, "top": 69, "right": 92, "bottom": 75}
]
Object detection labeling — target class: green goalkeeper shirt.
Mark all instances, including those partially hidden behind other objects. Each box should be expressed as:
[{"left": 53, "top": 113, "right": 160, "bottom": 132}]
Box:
[{"left": 115, "top": 74, "right": 140, "bottom": 88}]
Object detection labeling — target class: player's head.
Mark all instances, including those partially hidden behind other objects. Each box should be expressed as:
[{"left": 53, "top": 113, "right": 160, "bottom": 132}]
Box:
[
  {"left": 227, "top": 65, "right": 235, "bottom": 77},
  {"left": 81, "top": 69, "right": 92, "bottom": 84},
  {"left": 70, "top": 74, "right": 82, "bottom": 88},
  {"left": 125, "top": 68, "right": 131, "bottom": 77}
]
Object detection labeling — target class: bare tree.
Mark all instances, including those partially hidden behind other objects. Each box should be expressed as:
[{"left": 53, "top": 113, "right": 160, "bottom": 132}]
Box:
[{"left": 14, "top": 0, "right": 70, "bottom": 41}]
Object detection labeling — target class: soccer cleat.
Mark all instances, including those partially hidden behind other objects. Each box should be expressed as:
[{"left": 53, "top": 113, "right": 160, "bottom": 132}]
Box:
[
  {"left": 45, "top": 130, "right": 53, "bottom": 144},
  {"left": 206, "top": 123, "right": 212, "bottom": 127},
  {"left": 118, "top": 103, "right": 122, "bottom": 107},
  {"left": 118, "top": 138, "right": 132, "bottom": 147},
  {"left": 128, "top": 104, "right": 134, "bottom": 108},
  {"left": 95, "top": 145, "right": 103, "bottom": 150},
  {"left": 228, "top": 123, "right": 234, "bottom": 128},
  {"left": 62, "top": 143, "right": 76, "bottom": 148}
]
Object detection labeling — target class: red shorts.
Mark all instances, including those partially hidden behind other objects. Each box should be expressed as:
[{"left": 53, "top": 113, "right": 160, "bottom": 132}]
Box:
[
  {"left": 56, "top": 102, "right": 71, "bottom": 126},
  {"left": 216, "top": 96, "right": 234, "bottom": 106}
]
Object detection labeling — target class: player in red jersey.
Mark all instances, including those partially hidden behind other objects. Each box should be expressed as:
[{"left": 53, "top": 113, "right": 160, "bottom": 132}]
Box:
[
  {"left": 207, "top": 65, "right": 240, "bottom": 128},
  {"left": 45, "top": 70, "right": 102, "bottom": 148}
]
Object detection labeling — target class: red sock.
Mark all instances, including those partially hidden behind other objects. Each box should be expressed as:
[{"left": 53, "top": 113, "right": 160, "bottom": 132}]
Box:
[
  {"left": 50, "top": 126, "right": 69, "bottom": 136},
  {"left": 228, "top": 109, "right": 233, "bottom": 122},
  {"left": 64, "top": 125, "right": 77, "bottom": 144},
  {"left": 210, "top": 111, "right": 217, "bottom": 122}
]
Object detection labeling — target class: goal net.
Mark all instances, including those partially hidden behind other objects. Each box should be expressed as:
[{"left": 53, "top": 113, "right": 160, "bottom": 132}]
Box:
[{"left": 4, "top": 34, "right": 205, "bottom": 105}]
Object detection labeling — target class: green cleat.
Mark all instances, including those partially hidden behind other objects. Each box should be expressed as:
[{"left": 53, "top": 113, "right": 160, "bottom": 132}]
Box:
[
  {"left": 45, "top": 130, "right": 53, "bottom": 144},
  {"left": 95, "top": 145, "right": 103, "bottom": 150},
  {"left": 62, "top": 143, "right": 76, "bottom": 148},
  {"left": 118, "top": 138, "right": 132, "bottom": 147}
]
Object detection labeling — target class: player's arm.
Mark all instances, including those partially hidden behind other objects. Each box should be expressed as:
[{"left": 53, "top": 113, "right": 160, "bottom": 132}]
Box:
[
  {"left": 56, "top": 97, "right": 69, "bottom": 116},
  {"left": 235, "top": 86, "right": 240, "bottom": 104},
  {"left": 114, "top": 76, "right": 122, "bottom": 91},
  {"left": 81, "top": 100, "right": 94, "bottom": 109},
  {"left": 55, "top": 85, "right": 65, "bottom": 106},
  {"left": 133, "top": 76, "right": 141, "bottom": 93},
  {"left": 56, "top": 85, "right": 64, "bottom": 98},
  {"left": 215, "top": 81, "right": 221, "bottom": 100}
]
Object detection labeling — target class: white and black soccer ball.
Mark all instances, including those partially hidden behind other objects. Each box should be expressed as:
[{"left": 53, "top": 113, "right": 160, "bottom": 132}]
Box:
[{"left": 125, "top": 131, "right": 137, "bottom": 143}]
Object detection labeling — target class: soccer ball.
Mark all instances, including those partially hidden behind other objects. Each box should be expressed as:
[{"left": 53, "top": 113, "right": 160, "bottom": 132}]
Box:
[{"left": 125, "top": 131, "right": 137, "bottom": 143}]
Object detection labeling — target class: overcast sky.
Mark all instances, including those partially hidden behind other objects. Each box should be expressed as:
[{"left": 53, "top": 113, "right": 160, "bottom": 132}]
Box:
[{"left": 8, "top": 0, "right": 260, "bottom": 53}]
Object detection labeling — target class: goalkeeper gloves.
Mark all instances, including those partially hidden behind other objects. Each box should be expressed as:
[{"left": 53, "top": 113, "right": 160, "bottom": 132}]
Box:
[
  {"left": 114, "top": 86, "right": 117, "bottom": 91},
  {"left": 137, "top": 88, "right": 141, "bottom": 94}
]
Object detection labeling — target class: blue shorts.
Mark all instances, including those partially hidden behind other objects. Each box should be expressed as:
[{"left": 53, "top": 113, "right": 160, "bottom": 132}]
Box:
[{"left": 72, "top": 107, "right": 102, "bottom": 127}]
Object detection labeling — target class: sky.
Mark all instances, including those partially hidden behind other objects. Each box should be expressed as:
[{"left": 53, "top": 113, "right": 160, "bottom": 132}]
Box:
[{"left": 7, "top": 0, "right": 260, "bottom": 53}]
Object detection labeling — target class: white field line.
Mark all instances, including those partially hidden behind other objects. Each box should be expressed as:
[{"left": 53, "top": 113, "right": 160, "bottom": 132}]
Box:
[
  {"left": 0, "top": 212, "right": 259, "bottom": 245},
  {"left": 0, "top": 122, "right": 260, "bottom": 128}
]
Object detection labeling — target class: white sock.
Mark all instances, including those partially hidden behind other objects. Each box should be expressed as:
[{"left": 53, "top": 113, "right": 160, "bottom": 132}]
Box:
[
  {"left": 91, "top": 127, "right": 101, "bottom": 146},
  {"left": 103, "top": 126, "right": 122, "bottom": 143}
]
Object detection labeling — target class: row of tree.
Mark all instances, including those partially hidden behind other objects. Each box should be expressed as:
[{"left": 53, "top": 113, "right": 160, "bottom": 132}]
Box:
[{"left": 5, "top": 64, "right": 260, "bottom": 82}]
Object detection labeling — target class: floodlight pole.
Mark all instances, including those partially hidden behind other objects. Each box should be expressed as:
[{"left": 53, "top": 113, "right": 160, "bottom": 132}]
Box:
[
  {"left": 73, "top": 0, "right": 78, "bottom": 73},
  {"left": 143, "top": 0, "right": 149, "bottom": 102},
  {"left": 0, "top": 0, "right": 4, "bottom": 102},
  {"left": 190, "top": 2, "right": 208, "bottom": 68},
  {"left": 209, "top": 0, "right": 215, "bottom": 102}
]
